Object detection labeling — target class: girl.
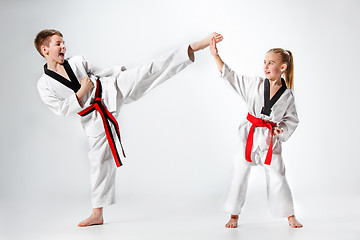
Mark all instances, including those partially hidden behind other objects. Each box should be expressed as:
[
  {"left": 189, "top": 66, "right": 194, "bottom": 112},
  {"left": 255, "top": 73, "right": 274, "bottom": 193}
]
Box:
[{"left": 210, "top": 37, "right": 302, "bottom": 228}]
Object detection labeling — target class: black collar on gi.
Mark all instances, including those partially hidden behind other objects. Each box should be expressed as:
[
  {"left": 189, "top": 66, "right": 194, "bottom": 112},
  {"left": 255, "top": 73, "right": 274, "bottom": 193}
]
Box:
[
  {"left": 44, "top": 60, "right": 81, "bottom": 93},
  {"left": 261, "top": 78, "right": 287, "bottom": 116}
]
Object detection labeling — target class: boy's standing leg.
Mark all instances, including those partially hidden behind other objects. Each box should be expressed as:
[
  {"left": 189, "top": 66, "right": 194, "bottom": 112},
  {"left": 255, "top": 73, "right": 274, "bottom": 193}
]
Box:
[{"left": 78, "top": 132, "right": 117, "bottom": 227}]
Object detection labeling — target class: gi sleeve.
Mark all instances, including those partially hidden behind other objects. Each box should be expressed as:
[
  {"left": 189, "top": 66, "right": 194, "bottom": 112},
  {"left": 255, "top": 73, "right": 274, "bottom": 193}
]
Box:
[
  {"left": 37, "top": 79, "right": 83, "bottom": 117},
  {"left": 81, "top": 56, "right": 108, "bottom": 77},
  {"left": 277, "top": 95, "right": 299, "bottom": 142},
  {"left": 220, "top": 63, "right": 257, "bottom": 102},
  {"left": 116, "top": 45, "right": 194, "bottom": 103}
]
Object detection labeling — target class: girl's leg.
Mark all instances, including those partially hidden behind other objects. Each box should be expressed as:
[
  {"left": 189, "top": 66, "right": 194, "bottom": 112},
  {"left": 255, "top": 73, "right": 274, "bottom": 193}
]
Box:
[
  {"left": 288, "top": 215, "right": 303, "bottom": 228},
  {"left": 224, "top": 149, "right": 253, "bottom": 228},
  {"left": 225, "top": 215, "right": 239, "bottom": 228},
  {"left": 263, "top": 147, "right": 302, "bottom": 228}
]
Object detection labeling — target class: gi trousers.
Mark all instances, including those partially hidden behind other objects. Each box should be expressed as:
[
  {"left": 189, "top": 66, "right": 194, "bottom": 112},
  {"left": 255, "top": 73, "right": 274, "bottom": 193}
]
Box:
[
  {"left": 87, "top": 131, "right": 117, "bottom": 208},
  {"left": 224, "top": 143, "right": 295, "bottom": 218}
]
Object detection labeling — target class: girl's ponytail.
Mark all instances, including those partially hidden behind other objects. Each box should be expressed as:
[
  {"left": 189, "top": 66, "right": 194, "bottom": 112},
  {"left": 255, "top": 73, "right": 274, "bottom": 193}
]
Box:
[{"left": 284, "top": 50, "right": 294, "bottom": 90}]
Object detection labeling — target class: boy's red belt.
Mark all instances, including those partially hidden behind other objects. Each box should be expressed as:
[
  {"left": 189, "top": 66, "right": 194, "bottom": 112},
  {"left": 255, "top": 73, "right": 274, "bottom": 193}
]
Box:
[
  {"left": 245, "top": 113, "right": 277, "bottom": 165},
  {"left": 78, "top": 79, "right": 126, "bottom": 167}
]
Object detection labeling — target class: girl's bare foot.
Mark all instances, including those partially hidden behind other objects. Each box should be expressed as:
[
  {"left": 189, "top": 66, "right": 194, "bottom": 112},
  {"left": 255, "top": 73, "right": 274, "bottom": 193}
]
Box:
[
  {"left": 225, "top": 215, "right": 239, "bottom": 228},
  {"left": 78, "top": 207, "right": 104, "bottom": 227},
  {"left": 288, "top": 215, "right": 303, "bottom": 228},
  {"left": 190, "top": 32, "right": 223, "bottom": 52}
]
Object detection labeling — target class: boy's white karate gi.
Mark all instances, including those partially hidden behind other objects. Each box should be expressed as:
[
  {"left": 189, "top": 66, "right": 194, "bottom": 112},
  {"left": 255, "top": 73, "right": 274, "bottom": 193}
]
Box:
[
  {"left": 37, "top": 45, "right": 193, "bottom": 208},
  {"left": 221, "top": 63, "right": 299, "bottom": 217}
]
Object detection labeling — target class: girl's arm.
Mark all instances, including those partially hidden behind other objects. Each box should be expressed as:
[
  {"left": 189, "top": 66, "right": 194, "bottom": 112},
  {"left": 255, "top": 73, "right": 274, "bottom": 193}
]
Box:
[
  {"left": 210, "top": 37, "right": 224, "bottom": 72},
  {"left": 210, "top": 37, "right": 258, "bottom": 102},
  {"left": 277, "top": 97, "right": 299, "bottom": 142}
]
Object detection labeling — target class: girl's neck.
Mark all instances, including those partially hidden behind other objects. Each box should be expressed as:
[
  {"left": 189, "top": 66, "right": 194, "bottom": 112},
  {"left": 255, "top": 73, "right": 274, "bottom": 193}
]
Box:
[{"left": 268, "top": 78, "right": 282, "bottom": 87}]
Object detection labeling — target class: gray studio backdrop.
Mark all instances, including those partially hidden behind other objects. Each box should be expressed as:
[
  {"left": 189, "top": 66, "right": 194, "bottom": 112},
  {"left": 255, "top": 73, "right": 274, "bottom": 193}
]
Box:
[{"left": 1, "top": 0, "right": 359, "bottom": 224}]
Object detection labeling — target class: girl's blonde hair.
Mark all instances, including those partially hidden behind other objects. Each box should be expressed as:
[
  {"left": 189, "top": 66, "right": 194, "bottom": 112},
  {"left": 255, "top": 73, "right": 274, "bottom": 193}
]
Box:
[{"left": 268, "top": 48, "right": 294, "bottom": 90}]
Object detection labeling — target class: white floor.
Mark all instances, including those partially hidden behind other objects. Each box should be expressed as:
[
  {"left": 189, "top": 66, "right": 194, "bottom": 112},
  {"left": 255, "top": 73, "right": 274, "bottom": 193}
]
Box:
[{"left": 1, "top": 194, "right": 360, "bottom": 240}]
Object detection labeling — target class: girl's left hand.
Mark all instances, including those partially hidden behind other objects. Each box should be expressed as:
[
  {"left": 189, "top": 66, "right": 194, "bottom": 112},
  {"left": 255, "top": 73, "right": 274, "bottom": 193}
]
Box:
[{"left": 273, "top": 127, "right": 283, "bottom": 136}]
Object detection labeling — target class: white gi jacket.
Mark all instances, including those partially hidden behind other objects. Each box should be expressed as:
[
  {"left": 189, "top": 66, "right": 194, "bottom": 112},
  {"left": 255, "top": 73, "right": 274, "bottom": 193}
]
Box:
[
  {"left": 37, "top": 45, "right": 193, "bottom": 137},
  {"left": 221, "top": 63, "right": 299, "bottom": 153}
]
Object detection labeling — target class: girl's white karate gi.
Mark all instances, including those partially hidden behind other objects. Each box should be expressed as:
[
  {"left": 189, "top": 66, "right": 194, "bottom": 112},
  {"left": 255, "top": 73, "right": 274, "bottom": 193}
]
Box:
[
  {"left": 221, "top": 63, "right": 299, "bottom": 218},
  {"left": 37, "top": 45, "right": 193, "bottom": 208}
]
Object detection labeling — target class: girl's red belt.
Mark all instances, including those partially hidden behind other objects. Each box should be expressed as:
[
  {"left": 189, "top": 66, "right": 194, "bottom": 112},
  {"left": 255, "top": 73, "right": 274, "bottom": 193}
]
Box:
[
  {"left": 245, "top": 113, "right": 277, "bottom": 165},
  {"left": 78, "top": 79, "right": 126, "bottom": 167}
]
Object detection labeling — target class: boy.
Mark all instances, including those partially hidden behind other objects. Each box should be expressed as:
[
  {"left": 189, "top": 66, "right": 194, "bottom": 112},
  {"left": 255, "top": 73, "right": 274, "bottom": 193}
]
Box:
[{"left": 35, "top": 29, "right": 223, "bottom": 227}]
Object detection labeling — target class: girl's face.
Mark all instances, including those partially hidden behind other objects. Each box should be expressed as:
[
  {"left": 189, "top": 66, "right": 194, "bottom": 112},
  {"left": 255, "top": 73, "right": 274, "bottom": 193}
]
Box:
[{"left": 263, "top": 52, "right": 287, "bottom": 81}]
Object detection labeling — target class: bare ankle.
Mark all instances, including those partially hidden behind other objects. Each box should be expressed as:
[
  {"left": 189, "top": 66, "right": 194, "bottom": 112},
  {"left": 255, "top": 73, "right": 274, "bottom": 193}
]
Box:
[{"left": 92, "top": 207, "right": 103, "bottom": 216}]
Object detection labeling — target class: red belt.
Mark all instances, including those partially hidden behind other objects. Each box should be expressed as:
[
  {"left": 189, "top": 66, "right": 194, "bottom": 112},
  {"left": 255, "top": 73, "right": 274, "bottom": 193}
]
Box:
[
  {"left": 245, "top": 113, "right": 276, "bottom": 165},
  {"left": 78, "top": 79, "right": 126, "bottom": 167}
]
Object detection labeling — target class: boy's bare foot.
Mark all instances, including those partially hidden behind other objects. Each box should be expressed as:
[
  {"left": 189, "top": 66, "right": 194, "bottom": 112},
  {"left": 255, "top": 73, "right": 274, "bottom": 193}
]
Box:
[
  {"left": 288, "top": 215, "right": 303, "bottom": 228},
  {"left": 190, "top": 32, "right": 223, "bottom": 52},
  {"left": 225, "top": 215, "right": 239, "bottom": 228},
  {"left": 78, "top": 207, "right": 104, "bottom": 227}
]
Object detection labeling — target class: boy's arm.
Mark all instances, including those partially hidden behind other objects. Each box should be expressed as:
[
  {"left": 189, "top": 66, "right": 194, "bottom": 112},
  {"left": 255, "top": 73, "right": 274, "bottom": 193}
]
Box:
[
  {"left": 37, "top": 79, "right": 83, "bottom": 117},
  {"left": 75, "top": 77, "right": 94, "bottom": 102}
]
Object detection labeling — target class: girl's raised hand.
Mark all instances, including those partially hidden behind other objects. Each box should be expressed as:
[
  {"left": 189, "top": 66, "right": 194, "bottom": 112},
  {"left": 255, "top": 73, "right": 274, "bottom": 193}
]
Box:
[{"left": 210, "top": 37, "right": 218, "bottom": 56}]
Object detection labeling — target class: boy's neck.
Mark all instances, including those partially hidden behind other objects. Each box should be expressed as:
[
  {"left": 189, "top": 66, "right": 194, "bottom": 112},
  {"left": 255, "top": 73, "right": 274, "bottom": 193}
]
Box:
[{"left": 45, "top": 58, "right": 64, "bottom": 72}]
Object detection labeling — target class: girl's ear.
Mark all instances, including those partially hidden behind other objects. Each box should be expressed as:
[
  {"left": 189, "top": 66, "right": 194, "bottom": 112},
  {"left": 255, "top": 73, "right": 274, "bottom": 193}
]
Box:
[{"left": 281, "top": 63, "right": 287, "bottom": 73}]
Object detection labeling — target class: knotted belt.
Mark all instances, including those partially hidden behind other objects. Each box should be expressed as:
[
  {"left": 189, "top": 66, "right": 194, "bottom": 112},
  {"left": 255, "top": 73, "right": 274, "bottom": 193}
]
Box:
[
  {"left": 78, "top": 79, "right": 126, "bottom": 167},
  {"left": 245, "top": 113, "right": 277, "bottom": 165}
]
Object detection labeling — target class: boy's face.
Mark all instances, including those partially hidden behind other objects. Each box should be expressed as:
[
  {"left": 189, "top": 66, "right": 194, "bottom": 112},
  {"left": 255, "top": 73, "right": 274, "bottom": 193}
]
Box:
[{"left": 42, "top": 35, "right": 66, "bottom": 64}]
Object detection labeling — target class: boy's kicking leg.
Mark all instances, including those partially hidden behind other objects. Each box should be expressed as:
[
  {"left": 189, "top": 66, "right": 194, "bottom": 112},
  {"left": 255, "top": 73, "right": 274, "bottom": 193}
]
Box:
[{"left": 189, "top": 32, "right": 223, "bottom": 54}]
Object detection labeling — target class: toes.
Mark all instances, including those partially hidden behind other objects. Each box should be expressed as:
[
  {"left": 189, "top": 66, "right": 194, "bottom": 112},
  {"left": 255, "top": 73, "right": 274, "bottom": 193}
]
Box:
[{"left": 78, "top": 223, "right": 86, "bottom": 227}]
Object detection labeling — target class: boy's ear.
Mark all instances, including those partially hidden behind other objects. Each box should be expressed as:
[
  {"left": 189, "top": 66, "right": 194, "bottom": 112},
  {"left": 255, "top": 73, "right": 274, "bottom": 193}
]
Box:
[{"left": 41, "top": 45, "right": 49, "bottom": 56}]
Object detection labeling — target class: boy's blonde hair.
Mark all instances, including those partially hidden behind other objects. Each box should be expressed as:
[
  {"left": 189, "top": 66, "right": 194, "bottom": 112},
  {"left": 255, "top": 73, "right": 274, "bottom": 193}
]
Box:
[
  {"left": 268, "top": 48, "right": 294, "bottom": 90},
  {"left": 34, "top": 29, "right": 63, "bottom": 57}
]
